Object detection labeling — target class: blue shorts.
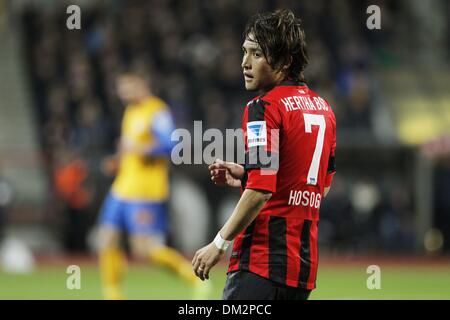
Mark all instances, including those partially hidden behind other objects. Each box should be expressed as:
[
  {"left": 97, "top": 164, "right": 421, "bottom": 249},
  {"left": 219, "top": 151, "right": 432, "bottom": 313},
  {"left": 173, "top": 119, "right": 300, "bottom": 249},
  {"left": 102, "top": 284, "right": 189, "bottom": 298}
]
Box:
[{"left": 99, "top": 193, "right": 168, "bottom": 236}]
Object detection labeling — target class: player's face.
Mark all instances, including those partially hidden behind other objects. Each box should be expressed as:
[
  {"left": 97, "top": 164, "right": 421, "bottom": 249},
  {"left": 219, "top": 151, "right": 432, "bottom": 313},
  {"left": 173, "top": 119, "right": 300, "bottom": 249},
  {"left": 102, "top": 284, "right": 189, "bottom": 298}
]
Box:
[
  {"left": 116, "top": 75, "right": 141, "bottom": 104},
  {"left": 241, "top": 35, "right": 284, "bottom": 92}
]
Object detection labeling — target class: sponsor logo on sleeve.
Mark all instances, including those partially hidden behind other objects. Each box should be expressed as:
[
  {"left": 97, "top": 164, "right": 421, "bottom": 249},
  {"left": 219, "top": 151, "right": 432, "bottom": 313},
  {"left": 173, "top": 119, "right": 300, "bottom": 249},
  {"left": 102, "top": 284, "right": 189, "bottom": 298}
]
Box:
[{"left": 247, "top": 121, "right": 267, "bottom": 147}]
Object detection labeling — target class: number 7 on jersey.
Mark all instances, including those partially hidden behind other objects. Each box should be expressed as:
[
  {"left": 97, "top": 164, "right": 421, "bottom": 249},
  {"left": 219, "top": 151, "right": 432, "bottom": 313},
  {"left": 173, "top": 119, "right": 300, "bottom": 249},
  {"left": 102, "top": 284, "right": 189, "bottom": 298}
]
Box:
[{"left": 303, "top": 114, "right": 326, "bottom": 185}]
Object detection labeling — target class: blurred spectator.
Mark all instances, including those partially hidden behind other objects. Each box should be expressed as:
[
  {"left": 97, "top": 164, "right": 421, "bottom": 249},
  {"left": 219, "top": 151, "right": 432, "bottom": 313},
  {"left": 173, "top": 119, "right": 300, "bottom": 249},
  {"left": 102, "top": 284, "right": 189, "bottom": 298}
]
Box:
[
  {"left": 435, "top": 160, "right": 450, "bottom": 252},
  {"left": 53, "top": 150, "right": 92, "bottom": 252},
  {"left": 0, "top": 169, "right": 13, "bottom": 241},
  {"left": 20, "top": 0, "right": 435, "bottom": 254}
]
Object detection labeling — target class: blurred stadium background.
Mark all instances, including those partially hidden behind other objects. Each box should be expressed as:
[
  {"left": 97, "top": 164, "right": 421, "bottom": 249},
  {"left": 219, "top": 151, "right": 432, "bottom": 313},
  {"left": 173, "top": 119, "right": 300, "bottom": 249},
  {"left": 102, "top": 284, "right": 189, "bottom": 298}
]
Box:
[{"left": 0, "top": 0, "right": 449, "bottom": 299}]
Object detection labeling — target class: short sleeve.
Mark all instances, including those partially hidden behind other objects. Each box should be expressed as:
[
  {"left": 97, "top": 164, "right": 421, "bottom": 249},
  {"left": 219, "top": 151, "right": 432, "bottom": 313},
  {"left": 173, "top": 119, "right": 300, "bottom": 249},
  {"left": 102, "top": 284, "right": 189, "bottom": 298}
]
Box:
[
  {"left": 243, "top": 98, "right": 281, "bottom": 193},
  {"left": 149, "top": 109, "right": 176, "bottom": 157}
]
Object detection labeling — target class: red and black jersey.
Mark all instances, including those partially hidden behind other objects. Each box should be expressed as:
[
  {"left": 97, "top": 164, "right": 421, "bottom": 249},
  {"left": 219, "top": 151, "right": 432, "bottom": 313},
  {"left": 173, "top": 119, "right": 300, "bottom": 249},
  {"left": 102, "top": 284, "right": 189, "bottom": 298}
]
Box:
[{"left": 228, "top": 80, "right": 337, "bottom": 290}]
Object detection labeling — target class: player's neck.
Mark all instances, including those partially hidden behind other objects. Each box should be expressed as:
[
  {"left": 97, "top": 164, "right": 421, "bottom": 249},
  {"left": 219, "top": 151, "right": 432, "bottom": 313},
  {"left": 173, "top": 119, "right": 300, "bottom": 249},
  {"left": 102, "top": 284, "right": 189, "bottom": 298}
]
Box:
[
  {"left": 258, "top": 77, "right": 286, "bottom": 95},
  {"left": 131, "top": 94, "right": 152, "bottom": 106}
]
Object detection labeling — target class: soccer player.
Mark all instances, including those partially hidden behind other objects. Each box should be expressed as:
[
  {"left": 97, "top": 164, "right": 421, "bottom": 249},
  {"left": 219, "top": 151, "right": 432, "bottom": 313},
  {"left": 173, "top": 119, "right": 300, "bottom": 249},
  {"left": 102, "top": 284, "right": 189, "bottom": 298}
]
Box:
[
  {"left": 192, "top": 9, "right": 336, "bottom": 300},
  {"left": 98, "top": 71, "right": 209, "bottom": 300}
]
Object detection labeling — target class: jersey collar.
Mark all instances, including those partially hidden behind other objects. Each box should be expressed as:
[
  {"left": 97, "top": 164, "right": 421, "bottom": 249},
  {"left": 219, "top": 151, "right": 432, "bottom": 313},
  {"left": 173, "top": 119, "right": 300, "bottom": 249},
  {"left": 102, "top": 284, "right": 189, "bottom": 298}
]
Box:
[{"left": 276, "top": 79, "right": 307, "bottom": 87}]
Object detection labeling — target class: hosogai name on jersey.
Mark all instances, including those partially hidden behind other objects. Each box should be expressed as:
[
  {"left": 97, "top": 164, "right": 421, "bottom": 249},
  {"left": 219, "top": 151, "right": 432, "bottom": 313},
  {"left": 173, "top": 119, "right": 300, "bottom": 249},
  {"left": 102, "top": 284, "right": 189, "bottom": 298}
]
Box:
[{"left": 288, "top": 190, "right": 322, "bottom": 209}]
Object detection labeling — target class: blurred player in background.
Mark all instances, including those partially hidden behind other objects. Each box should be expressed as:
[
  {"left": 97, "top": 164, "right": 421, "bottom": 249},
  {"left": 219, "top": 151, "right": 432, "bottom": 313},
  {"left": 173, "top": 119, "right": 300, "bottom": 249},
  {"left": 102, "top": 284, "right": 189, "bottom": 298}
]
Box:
[
  {"left": 98, "top": 70, "right": 208, "bottom": 300},
  {"left": 193, "top": 9, "right": 336, "bottom": 300}
]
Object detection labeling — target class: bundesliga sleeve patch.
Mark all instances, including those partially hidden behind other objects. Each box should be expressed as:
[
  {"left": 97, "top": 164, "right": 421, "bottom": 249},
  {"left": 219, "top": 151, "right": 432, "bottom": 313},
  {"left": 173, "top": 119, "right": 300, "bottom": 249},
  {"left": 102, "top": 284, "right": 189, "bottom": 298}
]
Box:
[{"left": 247, "top": 121, "right": 267, "bottom": 147}]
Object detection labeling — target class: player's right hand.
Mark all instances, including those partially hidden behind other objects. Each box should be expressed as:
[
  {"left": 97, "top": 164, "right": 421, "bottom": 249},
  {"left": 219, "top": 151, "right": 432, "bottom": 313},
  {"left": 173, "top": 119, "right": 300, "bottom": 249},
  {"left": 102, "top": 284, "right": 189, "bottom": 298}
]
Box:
[{"left": 208, "top": 159, "right": 244, "bottom": 188}]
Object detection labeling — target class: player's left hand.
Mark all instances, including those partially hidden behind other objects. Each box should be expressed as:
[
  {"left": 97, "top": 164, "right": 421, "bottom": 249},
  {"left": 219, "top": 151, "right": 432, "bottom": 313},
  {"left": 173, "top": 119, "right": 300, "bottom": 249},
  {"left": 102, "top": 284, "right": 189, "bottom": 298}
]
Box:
[{"left": 192, "top": 242, "right": 225, "bottom": 281}]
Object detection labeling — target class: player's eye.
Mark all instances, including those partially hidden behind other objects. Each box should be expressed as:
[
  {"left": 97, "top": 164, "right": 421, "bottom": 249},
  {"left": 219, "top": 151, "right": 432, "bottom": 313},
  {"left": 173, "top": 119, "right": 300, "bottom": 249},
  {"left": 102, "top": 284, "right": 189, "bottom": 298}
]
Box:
[{"left": 254, "top": 51, "right": 262, "bottom": 58}]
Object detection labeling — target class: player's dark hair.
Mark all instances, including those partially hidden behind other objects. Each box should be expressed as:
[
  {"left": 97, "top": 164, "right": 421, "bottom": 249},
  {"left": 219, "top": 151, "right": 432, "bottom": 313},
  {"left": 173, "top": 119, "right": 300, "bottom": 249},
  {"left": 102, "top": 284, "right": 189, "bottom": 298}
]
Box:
[{"left": 244, "top": 9, "right": 309, "bottom": 82}]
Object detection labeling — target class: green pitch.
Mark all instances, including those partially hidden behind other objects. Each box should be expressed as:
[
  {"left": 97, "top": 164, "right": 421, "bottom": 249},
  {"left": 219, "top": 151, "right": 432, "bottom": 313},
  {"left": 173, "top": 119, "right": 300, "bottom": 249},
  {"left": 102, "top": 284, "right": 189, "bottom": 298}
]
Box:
[{"left": 1, "top": 261, "right": 449, "bottom": 299}]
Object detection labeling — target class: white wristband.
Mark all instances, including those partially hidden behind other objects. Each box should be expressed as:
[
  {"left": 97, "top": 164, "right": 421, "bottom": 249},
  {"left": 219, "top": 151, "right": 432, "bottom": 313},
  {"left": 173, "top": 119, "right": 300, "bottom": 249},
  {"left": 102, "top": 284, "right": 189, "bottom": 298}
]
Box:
[{"left": 213, "top": 232, "right": 231, "bottom": 251}]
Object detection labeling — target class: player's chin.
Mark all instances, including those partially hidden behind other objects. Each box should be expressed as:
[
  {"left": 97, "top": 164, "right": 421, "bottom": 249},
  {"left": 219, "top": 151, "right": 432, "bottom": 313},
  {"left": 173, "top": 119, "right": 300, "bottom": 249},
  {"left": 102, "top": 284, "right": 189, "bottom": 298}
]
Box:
[{"left": 244, "top": 82, "right": 258, "bottom": 91}]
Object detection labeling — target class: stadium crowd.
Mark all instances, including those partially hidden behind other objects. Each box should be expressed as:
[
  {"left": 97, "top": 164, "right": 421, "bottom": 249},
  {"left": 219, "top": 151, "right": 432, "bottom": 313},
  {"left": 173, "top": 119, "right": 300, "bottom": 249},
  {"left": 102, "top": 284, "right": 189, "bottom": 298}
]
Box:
[{"left": 20, "top": 0, "right": 418, "bottom": 253}]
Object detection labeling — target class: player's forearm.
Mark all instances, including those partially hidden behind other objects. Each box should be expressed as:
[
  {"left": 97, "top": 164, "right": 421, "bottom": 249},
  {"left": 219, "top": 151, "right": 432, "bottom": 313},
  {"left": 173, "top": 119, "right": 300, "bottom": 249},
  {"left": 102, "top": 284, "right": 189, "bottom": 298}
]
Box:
[
  {"left": 219, "top": 189, "right": 272, "bottom": 241},
  {"left": 233, "top": 164, "right": 245, "bottom": 179}
]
